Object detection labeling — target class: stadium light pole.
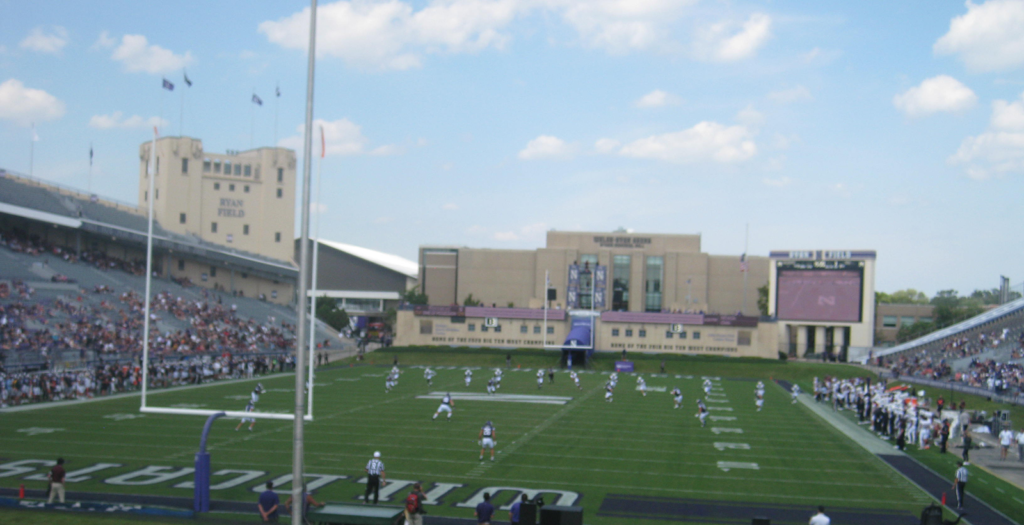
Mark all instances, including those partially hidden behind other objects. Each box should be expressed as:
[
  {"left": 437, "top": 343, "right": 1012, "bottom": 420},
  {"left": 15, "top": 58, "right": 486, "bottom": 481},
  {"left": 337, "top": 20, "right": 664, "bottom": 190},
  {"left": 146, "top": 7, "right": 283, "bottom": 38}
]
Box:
[{"left": 293, "top": 1, "right": 318, "bottom": 524}]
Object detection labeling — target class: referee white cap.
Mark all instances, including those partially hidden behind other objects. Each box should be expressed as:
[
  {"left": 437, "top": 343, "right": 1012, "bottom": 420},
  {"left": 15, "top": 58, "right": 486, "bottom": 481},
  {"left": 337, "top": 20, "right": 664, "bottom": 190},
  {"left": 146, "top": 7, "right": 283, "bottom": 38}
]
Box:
[{"left": 373, "top": 451, "right": 381, "bottom": 458}]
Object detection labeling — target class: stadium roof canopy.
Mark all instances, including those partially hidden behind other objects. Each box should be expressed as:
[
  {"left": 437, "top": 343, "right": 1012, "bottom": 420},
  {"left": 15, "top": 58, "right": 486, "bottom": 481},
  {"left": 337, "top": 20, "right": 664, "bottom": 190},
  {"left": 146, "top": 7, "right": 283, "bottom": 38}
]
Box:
[
  {"left": 0, "top": 169, "right": 297, "bottom": 282},
  {"left": 876, "top": 296, "right": 1024, "bottom": 357},
  {"left": 316, "top": 239, "right": 418, "bottom": 279}
]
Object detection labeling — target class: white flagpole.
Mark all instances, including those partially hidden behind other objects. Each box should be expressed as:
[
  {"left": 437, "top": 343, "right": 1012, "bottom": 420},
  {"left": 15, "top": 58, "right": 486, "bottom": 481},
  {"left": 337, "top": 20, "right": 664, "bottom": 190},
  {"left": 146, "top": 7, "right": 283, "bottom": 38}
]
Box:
[
  {"left": 250, "top": 89, "right": 256, "bottom": 150},
  {"left": 88, "top": 142, "right": 93, "bottom": 193},
  {"left": 179, "top": 74, "right": 185, "bottom": 137},
  {"left": 293, "top": 1, "right": 318, "bottom": 522},
  {"left": 306, "top": 125, "right": 324, "bottom": 418},
  {"left": 29, "top": 124, "right": 35, "bottom": 177},
  {"left": 141, "top": 127, "right": 158, "bottom": 409},
  {"left": 742, "top": 223, "right": 749, "bottom": 314}
]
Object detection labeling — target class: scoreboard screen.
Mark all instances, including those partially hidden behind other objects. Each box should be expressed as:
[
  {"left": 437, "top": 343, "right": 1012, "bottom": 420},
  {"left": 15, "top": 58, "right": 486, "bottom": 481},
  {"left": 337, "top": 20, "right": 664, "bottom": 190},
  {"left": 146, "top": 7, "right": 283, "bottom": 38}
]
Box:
[{"left": 776, "top": 260, "right": 864, "bottom": 323}]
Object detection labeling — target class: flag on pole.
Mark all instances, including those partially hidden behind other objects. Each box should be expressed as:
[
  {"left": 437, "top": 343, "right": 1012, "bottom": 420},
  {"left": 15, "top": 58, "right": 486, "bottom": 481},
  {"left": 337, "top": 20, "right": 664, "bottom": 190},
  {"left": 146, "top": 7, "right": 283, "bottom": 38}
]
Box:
[
  {"left": 89, "top": 144, "right": 94, "bottom": 166},
  {"left": 276, "top": 85, "right": 281, "bottom": 97},
  {"left": 184, "top": 72, "right": 192, "bottom": 87},
  {"left": 320, "top": 125, "right": 325, "bottom": 158},
  {"left": 739, "top": 253, "right": 748, "bottom": 273},
  {"left": 162, "top": 78, "right": 174, "bottom": 91},
  {"left": 252, "top": 94, "right": 263, "bottom": 106}
]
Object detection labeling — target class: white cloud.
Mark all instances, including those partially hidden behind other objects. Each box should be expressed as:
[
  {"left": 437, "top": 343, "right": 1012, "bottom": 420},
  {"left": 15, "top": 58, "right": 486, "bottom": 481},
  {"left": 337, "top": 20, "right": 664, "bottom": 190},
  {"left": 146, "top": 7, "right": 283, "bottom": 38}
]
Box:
[
  {"left": 260, "top": 0, "right": 707, "bottom": 69},
  {"left": 312, "top": 203, "right": 329, "bottom": 214},
  {"left": 493, "top": 222, "right": 546, "bottom": 242},
  {"left": 735, "top": 105, "right": 764, "bottom": 127},
  {"left": 934, "top": 0, "right": 1024, "bottom": 72},
  {"left": 278, "top": 118, "right": 397, "bottom": 156},
  {"left": 92, "top": 31, "right": 116, "bottom": 50},
  {"left": 518, "top": 135, "right": 575, "bottom": 160},
  {"left": 762, "top": 176, "right": 793, "bottom": 187},
  {"left": 0, "top": 79, "right": 65, "bottom": 126},
  {"left": 830, "top": 182, "right": 851, "bottom": 197},
  {"left": 772, "top": 133, "right": 800, "bottom": 150},
  {"left": 767, "top": 85, "right": 811, "bottom": 104},
  {"left": 950, "top": 94, "right": 1024, "bottom": 178},
  {"left": 88, "top": 111, "right": 167, "bottom": 129},
  {"left": 893, "top": 75, "right": 977, "bottom": 117},
  {"left": 991, "top": 93, "right": 1024, "bottom": 130},
  {"left": 634, "top": 89, "right": 680, "bottom": 108},
  {"left": 594, "top": 138, "right": 621, "bottom": 153},
  {"left": 442, "top": 203, "right": 459, "bottom": 210},
  {"left": 19, "top": 26, "right": 69, "bottom": 54},
  {"left": 618, "top": 121, "right": 756, "bottom": 163},
  {"left": 694, "top": 13, "right": 772, "bottom": 62},
  {"left": 111, "top": 34, "right": 193, "bottom": 74}
]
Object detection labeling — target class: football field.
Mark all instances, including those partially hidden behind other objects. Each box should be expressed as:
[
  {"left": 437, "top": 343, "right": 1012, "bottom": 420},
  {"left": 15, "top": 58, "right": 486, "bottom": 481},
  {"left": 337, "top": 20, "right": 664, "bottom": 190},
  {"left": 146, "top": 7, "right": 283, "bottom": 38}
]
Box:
[{"left": 1, "top": 356, "right": 935, "bottom": 524}]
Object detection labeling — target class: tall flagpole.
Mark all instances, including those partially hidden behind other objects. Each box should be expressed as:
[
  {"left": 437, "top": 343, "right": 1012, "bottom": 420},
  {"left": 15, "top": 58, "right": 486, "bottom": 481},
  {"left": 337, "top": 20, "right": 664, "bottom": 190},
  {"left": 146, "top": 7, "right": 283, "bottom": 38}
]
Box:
[
  {"left": 293, "top": 0, "right": 317, "bottom": 523},
  {"left": 250, "top": 88, "right": 256, "bottom": 150},
  {"left": 179, "top": 75, "right": 185, "bottom": 137},
  {"left": 141, "top": 127, "right": 158, "bottom": 409},
  {"left": 88, "top": 143, "right": 93, "bottom": 193},
  {"left": 307, "top": 125, "right": 324, "bottom": 419},
  {"left": 742, "top": 223, "right": 749, "bottom": 314},
  {"left": 29, "top": 124, "right": 35, "bottom": 177},
  {"left": 274, "top": 84, "right": 280, "bottom": 147}
]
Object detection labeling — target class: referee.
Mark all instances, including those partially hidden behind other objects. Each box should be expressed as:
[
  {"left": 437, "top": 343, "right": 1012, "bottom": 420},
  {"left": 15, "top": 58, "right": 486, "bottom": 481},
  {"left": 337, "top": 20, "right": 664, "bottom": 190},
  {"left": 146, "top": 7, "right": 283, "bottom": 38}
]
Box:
[
  {"left": 365, "top": 451, "right": 386, "bottom": 505},
  {"left": 952, "top": 461, "right": 968, "bottom": 510}
]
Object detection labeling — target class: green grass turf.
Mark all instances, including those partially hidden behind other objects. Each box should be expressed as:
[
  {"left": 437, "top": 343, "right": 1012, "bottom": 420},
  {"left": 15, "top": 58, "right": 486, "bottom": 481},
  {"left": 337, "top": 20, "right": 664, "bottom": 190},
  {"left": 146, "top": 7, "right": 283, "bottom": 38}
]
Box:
[{"left": 0, "top": 352, "right": 935, "bottom": 524}]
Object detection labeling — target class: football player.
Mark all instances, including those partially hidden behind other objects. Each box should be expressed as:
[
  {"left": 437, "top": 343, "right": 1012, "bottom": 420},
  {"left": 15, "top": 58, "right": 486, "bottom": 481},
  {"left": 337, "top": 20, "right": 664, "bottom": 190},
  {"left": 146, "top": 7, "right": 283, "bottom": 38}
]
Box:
[
  {"left": 479, "top": 421, "right": 497, "bottom": 461},
  {"left": 703, "top": 379, "right": 713, "bottom": 396},
  {"left": 671, "top": 387, "right": 683, "bottom": 409},
  {"left": 486, "top": 377, "right": 496, "bottom": 395},
  {"left": 235, "top": 400, "right": 256, "bottom": 432},
  {"left": 493, "top": 368, "right": 502, "bottom": 389},
  {"left": 755, "top": 380, "right": 765, "bottom": 398},
  {"left": 571, "top": 371, "right": 581, "bottom": 390},
  {"left": 604, "top": 381, "right": 614, "bottom": 403},
  {"left": 696, "top": 399, "right": 708, "bottom": 427},
  {"left": 536, "top": 369, "right": 545, "bottom": 389},
  {"left": 251, "top": 383, "right": 265, "bottom": 404},
  {"left": 433, "top": 392, "right": 454, "bottom": 421},
  {"left": 637, "top": 376, "right": 648, "bottom": 397},
  {"left": 464, "top": 369, "right": 473, "bottom": 387},
  {"left": 755, "top": 393, "right": 764, "bottom": 412},
  {"left": 791, "top": 384, "right": 801, "bottom": 404},
  {"left": 609, "top": 372, "right": 618, "bottom": 389},
  {"left": 424, "top": 367, "right": 436, "bottom": 386}
]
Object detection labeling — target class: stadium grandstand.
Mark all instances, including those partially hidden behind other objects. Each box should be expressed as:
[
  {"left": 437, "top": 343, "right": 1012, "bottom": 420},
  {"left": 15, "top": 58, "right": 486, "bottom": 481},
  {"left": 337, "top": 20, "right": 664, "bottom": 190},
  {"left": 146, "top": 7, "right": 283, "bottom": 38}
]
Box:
[
  {"left": 0, "top": 168, "right": 346, "bottom": 407},
  {"left": 879, "top": 295, "right": 1024, "bottom": 402}
]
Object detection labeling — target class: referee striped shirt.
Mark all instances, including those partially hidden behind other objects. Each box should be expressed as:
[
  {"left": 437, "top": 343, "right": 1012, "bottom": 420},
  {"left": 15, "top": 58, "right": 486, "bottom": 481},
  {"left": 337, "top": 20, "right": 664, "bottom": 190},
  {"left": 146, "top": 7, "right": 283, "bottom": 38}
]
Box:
[
  {"left": 955, "top": 466, "right": 968, "bottom": 483},
  {"left": 366, "top": 459, "right": 385, "bottom": 476}
]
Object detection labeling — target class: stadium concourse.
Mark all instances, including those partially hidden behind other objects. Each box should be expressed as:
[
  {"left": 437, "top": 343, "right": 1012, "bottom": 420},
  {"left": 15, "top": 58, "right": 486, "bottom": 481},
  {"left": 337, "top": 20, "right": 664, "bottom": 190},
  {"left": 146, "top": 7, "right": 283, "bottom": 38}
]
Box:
[{"left": 0, "top": 235, "right": 347, "bottom": 408}]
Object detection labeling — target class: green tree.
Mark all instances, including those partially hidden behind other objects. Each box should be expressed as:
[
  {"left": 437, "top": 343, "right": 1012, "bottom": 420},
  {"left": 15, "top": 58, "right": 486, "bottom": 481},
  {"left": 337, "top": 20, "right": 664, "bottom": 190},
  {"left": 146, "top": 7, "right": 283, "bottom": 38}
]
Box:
[
  {"left": 464, "top": 293, "right": 481, "bottom": 306},
  {"left": 383, "top": 307, "right": 397, "bottom": 332},
  {"left": 876, "top": 289, "right": 929, "bottom": 304},
  {"left": 757, "top": 284, "right": 769, "bottom": 316},
  {"left": 896, "top": 320, "right": 935, "bottom": 343},
  {"left": 401, "top": 287, "right": 429, "bottom": 305},
  {"left": 314, "top": 296, "right": 350, "bottom": 332},
  {"left": 930, "top": 290, "right": 985, "bottom": 328}
]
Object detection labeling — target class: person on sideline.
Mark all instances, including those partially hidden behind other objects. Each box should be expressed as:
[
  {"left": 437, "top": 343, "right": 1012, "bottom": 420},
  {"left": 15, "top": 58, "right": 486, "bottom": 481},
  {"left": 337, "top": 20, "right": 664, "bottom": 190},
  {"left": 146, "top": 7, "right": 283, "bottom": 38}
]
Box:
[
  {"left": 953, "top": 461, "right": 969, "bottom": 510},
  {"left": 509, "top": 493, "right": 528, "bottom": 524},
  {"left": 364, "top": 451, "right": 386, "bottom": 505},
  {"left": 258, "top": 481, "right": 279, "bottom": 522},
  {"left": 999, "top": 426, "right": 1014, "bottom": 460},
  {"left": 809, "top": 506, "right": 830, "bottom": 525},
  {"left": 403, "top": 483, "right": 427, "bottom": 525},
  {"left": 475, "top": 492, "right": 495, "bottom": 525},
  {"left": 47, "top": 458, "right": 66, "bottom": 504}
]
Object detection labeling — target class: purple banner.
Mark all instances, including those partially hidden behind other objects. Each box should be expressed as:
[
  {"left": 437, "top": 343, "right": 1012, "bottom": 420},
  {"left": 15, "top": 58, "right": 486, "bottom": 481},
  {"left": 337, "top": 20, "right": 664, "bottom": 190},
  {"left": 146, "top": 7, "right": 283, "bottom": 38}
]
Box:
[
  {"left": 594, "top": 265, "right": 607, "bottom": 309},
  {"left": 414, "top": 305, "right": 465, "bottom": 317},
  {"left": 702, "top": 314, "right": 759, "bottom": 327},
  {"left": 615, "top": 361, "right": 634, "bottom": 372}
]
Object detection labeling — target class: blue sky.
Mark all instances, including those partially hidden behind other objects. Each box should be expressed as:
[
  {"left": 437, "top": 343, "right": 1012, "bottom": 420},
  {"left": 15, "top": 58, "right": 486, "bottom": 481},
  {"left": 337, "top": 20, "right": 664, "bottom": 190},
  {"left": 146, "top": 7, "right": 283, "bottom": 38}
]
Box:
[{"left": 1, "top": 0, "right": 1023, "bottom": 296}]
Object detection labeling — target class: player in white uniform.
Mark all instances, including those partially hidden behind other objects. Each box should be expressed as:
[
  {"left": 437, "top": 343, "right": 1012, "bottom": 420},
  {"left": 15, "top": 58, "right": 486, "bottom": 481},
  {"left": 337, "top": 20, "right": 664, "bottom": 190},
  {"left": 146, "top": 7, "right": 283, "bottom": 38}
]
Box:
[
  {"left": 251, "top": 383, "right": 265, "bottom": 404},
  {"left": 486, "top": 378, "right": 496, "bottom": 395},
  {"left": 571, "top": 371, "right": 581, "bottom": 390},
  {"left": 493, "top": 368, "right": 503, "bottom": 389},
  {"left": 610, "top": 373, "right": 618, "bottom": 389},
  {"left": 536, "top": 369, "right": 545, "bottom": 389},
  {"left": 424, "top": 367, "right": 436, "bottom": 386},
  {"left": 637, "top": 376, "right": 648, "bottom": 397},
  {"left": 703, "top": 379, "right": 713, "bottom": 396},
  {"left": 385, "top": 372, "right": 396, "bottom": 393},
  {"left": 464, "top": 369, "right": 473, "bottom": 387},
  {"left": 755, "top": 393, "right": 764, "bottom": 412},
  {"left": 391, "top": 365, "right": 400, "bottom": 378},
  {"left": 671, "top": 387, "right": 683, "bottom": 409},
  {"left": 235, "top": 400, "right": 256, "bottom": 431},
  {"left": 755, "top": 381, "right": 765, "bottom": 398},
  {"left": 433, "top": 393, "right": 454, "bottom": 421},
  {"left": 791, "top": 384, "right": 801, "bottom": 404},
  {"left": 479, "top": 421, "right": 497, "bottom": 461},
  {"left": 604, "top": 381, "right": 614, "bottom": 402},
  {"left": 696, "top": 399, "right": 708, "bottom": 427}
]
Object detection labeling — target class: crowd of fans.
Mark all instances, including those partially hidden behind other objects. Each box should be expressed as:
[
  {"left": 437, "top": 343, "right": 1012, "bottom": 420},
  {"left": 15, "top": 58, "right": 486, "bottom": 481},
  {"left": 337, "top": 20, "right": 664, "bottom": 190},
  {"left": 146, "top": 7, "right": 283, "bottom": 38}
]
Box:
[
  {"left": 0, "top": 354, "right": 295, "bottom": 407},
  {"left": 1, "top": 231, "right": 146, "bottom": 276},
  {"left": 886, "top": 320, "right": 1024, "bottom": 396}
]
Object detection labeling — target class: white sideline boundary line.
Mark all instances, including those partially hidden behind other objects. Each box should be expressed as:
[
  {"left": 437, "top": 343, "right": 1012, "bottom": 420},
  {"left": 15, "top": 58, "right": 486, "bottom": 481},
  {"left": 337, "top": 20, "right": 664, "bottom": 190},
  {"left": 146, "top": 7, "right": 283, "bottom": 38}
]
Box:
[{"left": 0, "top": 372, "right": 294, "bottom": 414}]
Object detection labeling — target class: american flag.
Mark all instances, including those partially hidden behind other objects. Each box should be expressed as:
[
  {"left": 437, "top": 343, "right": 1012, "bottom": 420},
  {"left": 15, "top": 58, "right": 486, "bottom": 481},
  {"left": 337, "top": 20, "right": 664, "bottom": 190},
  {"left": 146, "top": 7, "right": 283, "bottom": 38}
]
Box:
[
  {"left": 162, "top": 78, "right": 174, "bottom": 91},
  {"left": 739, "top": 253, "right": 748, "bottom": 272},
  {"left": 252, "top": 94, "right": 263, "bottom": 106}
]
